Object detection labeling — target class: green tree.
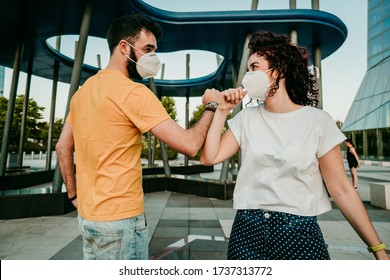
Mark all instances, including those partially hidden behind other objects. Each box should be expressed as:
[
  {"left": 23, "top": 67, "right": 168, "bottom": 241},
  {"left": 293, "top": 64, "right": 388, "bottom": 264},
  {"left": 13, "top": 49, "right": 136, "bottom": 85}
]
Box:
[
  {"left": 189, "top": 104, "right": 206, "bottom": 127},
  {"left": 40, "top": 118, "right": 64, "bottom": 148},
  {"left": 0, "top": 95, "right": 47, "bottom": 152}
]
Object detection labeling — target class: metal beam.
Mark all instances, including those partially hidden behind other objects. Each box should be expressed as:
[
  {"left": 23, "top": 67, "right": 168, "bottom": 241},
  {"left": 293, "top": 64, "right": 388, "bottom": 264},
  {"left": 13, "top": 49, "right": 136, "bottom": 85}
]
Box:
[
  {"left": 17, "top": 54, "right": 33, "bottom": 167},
  {"left": 313, "top": 46, "right": 323, "bottom": 109},
  {"left": 184, "top": 53, "right": 190, "bottom": 166},
  {"left": 52, "top": 0, "right": 93, "bottom": 192},
  {"left": 46, "top": 36, "right": 61, "bottom": 170},
  {"left": 220, "top": 34, "right": 251, "bottom": 183},
  {"left": 148, "top": 77, "right": 171, "bottom": 177},
  {"left": 0, "top": 41, "right": 24, "bottom": 176}
]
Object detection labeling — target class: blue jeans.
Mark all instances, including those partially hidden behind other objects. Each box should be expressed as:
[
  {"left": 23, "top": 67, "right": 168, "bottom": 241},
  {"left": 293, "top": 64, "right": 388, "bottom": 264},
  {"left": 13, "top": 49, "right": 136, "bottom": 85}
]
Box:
[
  {"left": 228, "top": 209, "right": 330, "bottom": 260},
  {"left": 78, "top": 213, "right": 148, "bottom": 260}
]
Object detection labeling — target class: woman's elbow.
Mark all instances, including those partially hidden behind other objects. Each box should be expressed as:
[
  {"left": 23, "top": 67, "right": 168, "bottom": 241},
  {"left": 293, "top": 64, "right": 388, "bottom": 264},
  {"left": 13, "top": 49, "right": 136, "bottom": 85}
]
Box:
[
  {"left": 200, "top": 154, "right": 213, "bottom": 166},
  {"left": 200, "top": 159, "right": 211, "bottom": 166}
]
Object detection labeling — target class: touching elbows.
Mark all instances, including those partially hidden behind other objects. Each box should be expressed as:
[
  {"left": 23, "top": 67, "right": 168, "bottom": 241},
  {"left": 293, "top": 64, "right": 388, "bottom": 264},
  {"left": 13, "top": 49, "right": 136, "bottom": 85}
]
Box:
[
  {"left": 199, "top": 158, "right": 210, "bottom": 166},
  {"left": 199, "top": 154, "right": 214, "bottom": 166},
  {"left": 180, "top": 143, "right": 201, "bottom": 159}
]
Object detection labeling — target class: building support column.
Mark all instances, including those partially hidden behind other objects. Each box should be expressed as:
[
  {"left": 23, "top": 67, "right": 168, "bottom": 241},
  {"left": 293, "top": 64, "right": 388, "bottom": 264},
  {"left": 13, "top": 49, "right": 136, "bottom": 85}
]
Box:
[
  {"left": 313, "top": 47, "right": 323, "bottom": 109},
  {"left": 311, "top": 0, "right": 323, "bottom": 109},
  {"left": 220, "top": 34, "right": 251, "bottom": 183},
  {"left": 184, "top": 53, "right": 190, "bottom": 166},
  {"left": 0, "top": 40, "right": 24, "bottom": 176},
  {"left": 377, "top": 128, "right": 383, "bottom": 160},
  {"left": 351, "top": 131, "right": 356, "bottom": 148},
  {"left": 148, "top": 78, "right": 171, "bottom": 177},
  {"left": 148, "top": 64, "right": 165, "bottom": 167},
  {"left": 52, "top": 0, "right": 93, "bottom": 192},
  {"left": 363, "top": 130, "right": 368, "bottom": 159},
  {"left": 17, "top": 54, "right": 33, "bottom": 167},
  {"left": 46, "top": 37, "right": 61, "bottom": 170},
  {"left": 251, "top": 0, "right": 258, "bottom": 10},
  {"left": 312, "top": 0, "right": 320, "bottom": 10}
]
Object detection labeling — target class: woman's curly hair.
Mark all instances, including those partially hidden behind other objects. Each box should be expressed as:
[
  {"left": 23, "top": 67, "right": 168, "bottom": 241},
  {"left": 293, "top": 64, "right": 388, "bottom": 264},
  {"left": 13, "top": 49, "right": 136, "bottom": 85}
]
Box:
[{"left": 248, "top": 30, "right": 319, "bottom": 107}]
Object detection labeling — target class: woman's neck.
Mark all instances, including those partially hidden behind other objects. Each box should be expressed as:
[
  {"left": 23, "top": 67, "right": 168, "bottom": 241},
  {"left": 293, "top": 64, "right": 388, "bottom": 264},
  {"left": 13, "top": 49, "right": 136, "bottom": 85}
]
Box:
[{"left": 264, "top": 88, "right": 303, "bottom": 113}]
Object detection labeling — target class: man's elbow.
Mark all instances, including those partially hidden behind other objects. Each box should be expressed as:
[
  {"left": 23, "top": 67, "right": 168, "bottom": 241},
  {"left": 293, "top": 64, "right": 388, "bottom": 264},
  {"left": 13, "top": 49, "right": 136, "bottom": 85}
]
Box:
[
  {"left": 55, "top": 142, "right": 62, "bottom": 154},
  {"left": 56, "top": 141, "right": 73, "bottom": 156},
  {"left": 182, "top": 146, "right": 199, "bottom": 158}
]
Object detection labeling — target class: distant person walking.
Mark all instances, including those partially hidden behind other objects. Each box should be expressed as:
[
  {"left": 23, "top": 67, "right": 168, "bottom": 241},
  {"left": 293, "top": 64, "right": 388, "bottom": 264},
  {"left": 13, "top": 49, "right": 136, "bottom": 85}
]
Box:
[{"left": 345, "top": 138, "right": 360, "bottom": 190}]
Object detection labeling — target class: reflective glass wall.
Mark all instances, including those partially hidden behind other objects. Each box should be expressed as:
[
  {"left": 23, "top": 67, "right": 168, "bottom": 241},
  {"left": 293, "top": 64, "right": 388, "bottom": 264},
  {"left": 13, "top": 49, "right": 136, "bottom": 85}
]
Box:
[
  {"left": 368, "top": 0, "right": 390, "bottom": 68},
  {"left": 342, "top": 1, "right": 389, "bottom": 161}
]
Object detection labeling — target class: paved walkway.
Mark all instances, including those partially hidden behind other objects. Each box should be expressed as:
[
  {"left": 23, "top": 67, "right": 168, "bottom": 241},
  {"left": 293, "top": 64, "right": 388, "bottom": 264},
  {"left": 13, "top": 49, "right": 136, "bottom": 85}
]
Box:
[{"left": 0, "top": 161, "right": 389, "bottom": 260}]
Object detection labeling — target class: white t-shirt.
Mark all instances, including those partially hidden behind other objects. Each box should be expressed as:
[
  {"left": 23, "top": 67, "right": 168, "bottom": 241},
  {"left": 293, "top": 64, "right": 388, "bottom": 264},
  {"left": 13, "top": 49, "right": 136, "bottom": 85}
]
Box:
[{"left": 227, "top": 105, "right": 346, "bottom": 216}]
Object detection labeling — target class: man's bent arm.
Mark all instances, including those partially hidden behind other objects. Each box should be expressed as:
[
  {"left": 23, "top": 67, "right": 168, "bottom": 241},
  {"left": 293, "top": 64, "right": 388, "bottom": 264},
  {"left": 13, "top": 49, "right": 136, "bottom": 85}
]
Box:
[{"left": 150, "top": 110, "right": 214, "bottom": 158}]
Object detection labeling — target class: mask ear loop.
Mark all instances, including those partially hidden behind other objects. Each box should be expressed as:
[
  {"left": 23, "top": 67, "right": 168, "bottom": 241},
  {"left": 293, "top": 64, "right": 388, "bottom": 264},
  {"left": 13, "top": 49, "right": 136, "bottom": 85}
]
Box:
[
  {"left": 126, "top": 41, "right": 146, "bottom": 55},
  {"left": 125, "top": 53, "right": 137, "bottom": 64},
  {"left": 244, "top": 97, "right": 253, "bottom": 107},
  {"left": 245, "top": 98, "right": 263, "bottom": 107}
]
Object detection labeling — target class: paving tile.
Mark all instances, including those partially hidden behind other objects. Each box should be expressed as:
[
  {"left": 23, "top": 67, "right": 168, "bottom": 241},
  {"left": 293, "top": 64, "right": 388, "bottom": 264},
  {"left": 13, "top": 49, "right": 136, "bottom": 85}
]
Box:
[
  {"left": 50, "top": 235, "right": 83, "bottom": 260},
  {"left": 189, "top": 208, "right": 217, "bottom": 220},
  {"left": 189, "top": 227, "right": 224, "bottom": 236},
  {"left": 189, "top": 239, "right": 228, "bottom": 252},
  {"left": 152, "top": 227, "right": 189, "bottom": 238}
]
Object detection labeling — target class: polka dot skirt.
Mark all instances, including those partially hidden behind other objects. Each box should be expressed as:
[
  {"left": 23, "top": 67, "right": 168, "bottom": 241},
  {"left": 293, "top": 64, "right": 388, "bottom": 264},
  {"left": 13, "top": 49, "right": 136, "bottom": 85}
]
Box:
[{"left": 227, "top": 209, "right": 330, "bottom": 260}]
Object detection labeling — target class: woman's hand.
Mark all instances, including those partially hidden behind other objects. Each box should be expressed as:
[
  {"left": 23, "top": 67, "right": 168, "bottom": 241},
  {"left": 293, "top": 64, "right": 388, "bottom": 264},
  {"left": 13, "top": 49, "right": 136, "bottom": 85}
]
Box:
[
  {"left": 219, "top": 87, "right": 247, "bottom": 112},
  {"left": 202, "top": 87, "right": 247, "bottom": 112}
]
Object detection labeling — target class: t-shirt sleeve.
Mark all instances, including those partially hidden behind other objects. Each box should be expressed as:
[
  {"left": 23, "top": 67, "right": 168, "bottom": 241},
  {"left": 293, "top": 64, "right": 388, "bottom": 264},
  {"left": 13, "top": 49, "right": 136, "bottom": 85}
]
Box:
[
  {"left": 316, "top": 110, "right": 346, "bottom": 158},
  {"left": 121, "top": 84, "right": 171, "bottom": 134}
]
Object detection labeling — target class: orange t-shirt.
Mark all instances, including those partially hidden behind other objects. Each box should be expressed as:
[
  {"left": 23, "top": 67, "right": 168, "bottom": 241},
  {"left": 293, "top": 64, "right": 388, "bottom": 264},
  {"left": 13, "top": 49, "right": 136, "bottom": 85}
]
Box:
[{"left": 67, "top": 70, "right": 170, "bottom": 221}]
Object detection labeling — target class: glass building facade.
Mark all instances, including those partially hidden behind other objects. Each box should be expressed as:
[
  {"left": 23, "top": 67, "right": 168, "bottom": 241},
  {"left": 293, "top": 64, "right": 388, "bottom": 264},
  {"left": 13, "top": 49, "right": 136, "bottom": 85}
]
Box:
[{"left": 342, "top": 0, "right": 390, "bottom": 161}]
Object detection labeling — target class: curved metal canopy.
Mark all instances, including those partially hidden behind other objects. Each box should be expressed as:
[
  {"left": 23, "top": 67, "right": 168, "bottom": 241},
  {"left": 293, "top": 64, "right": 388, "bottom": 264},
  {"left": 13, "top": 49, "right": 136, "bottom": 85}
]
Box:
[{"left": 0, "top": 0, "right": 348, "bottom": 97}]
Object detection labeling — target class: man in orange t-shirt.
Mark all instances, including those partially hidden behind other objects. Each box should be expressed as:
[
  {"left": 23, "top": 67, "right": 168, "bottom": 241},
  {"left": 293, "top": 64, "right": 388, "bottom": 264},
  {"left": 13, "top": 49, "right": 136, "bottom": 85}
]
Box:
[{"left": 56, "top": 14, "right": 240, "bottom": 260}]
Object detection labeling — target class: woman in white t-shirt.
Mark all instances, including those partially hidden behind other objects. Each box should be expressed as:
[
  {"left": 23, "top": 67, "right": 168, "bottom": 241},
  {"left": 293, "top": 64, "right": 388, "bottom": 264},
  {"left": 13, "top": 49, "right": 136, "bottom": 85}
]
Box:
[{"left": 201, "top": 30, "right": 389, "bottom": 260}]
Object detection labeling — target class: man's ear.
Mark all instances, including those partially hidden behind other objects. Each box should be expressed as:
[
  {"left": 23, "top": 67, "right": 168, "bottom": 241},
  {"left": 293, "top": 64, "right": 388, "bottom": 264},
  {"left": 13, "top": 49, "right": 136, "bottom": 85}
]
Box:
[{"left": 118, "top": 40, "right": 129, "bottom": 55}]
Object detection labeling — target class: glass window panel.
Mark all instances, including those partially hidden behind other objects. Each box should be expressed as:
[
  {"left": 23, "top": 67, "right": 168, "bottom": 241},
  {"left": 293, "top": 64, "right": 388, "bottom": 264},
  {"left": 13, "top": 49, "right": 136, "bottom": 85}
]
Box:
[
  {"left": 368, "top": 54, "right": 384, "bottom": 68},
  {"left": 378, "top": 101, "right": 390, "bottom": 128},
  {"left": 382, "top": 128, "right": 390, "bottom": 159},
  {"left": 369, "top": 0, "right": 382, "bottom": 10},
  {"left": 368, "top": 22, "right": 383, "bottom": 40},
  {"left": 367, "top": 129, "right": 377, "bottom": 158},
  {"left": 372, "top": 65, "right": 387, "bottom": 94},
  {"left": 355, "top": 131, "right": 364, "bottom": 158}
]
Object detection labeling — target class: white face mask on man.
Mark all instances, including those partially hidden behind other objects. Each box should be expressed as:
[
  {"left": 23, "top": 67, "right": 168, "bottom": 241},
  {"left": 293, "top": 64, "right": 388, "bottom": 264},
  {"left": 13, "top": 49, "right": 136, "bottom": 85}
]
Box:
[
  {"left": 125, "top": 42, "right": 161, "bottom": 79},
  {"left": 242, "top": 69, "right": 274, "bottom": 102}
]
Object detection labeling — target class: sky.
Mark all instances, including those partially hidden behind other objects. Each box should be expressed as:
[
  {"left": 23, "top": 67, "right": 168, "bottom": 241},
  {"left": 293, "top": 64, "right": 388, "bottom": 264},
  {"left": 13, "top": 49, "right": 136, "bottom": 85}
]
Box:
[{"left": 2, "top": 0, "right": 368, "bottom": 127}]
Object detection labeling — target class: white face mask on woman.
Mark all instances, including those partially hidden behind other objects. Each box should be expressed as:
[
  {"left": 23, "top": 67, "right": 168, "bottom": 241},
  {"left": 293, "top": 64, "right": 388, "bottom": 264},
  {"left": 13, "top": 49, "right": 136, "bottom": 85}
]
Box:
[
  {"left": 242, "top": 69, "right": 274, "bottom": 102},
  {"left": 125, "top": 42, "right": 161, "bottom": 79}
]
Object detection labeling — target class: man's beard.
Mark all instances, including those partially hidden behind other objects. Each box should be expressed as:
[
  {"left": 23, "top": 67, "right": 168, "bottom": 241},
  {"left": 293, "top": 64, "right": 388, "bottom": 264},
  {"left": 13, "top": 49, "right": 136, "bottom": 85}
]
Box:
[{"left": 126, "top": 48, "right": 143, "bottom": 81}]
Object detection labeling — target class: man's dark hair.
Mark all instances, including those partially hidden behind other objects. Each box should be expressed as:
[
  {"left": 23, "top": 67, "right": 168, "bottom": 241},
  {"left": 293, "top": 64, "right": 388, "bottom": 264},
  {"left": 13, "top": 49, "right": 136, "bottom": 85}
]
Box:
[{"left": 106, "top": 13, "right": 162, "bottom": 55}]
